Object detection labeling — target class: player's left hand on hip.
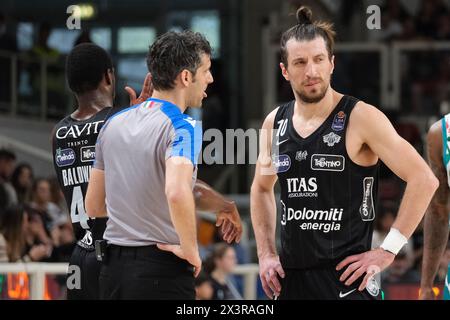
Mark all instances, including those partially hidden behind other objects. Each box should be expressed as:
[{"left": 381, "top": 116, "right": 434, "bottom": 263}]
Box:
[
  {"left": 125, "top": 72, "right": 153, "bottom": 106},
  {"left": 216, "top": 202, "right": 243, "bottom": 244},
  {"left": 336, "top": 247, "right": 395, "bottom": 291}
]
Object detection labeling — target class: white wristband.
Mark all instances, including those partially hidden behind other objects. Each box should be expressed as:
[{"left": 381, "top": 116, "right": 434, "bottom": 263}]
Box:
[{"left": 380, "top": 228, "right": 408, "bottom": 255}]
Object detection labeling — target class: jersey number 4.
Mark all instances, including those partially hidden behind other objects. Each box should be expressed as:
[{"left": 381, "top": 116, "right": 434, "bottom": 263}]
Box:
[{"left": 70, "top": 186, "right": 90, "bottom": 229}]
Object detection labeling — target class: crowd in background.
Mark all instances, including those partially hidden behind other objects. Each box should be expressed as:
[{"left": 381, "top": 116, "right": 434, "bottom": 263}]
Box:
[
  {"left": 337, "top": 0, "right": 450, "bottom": 42},
  {"left": 0, "top": 148, "right": 74, "bottom": 264},
  {"left": 0, "top": 0, "right": 450, "bottom": 300},
  {"left": 2, "top": 144, "right": 447, "bottom": 298},
  {"left": 0, "top": 148, "right": 247, "bottom": 300}
]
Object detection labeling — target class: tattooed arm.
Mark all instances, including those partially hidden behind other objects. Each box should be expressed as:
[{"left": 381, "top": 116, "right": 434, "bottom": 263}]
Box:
[{"left": 419, "top": 120, "right": 450, "bottom": 299}]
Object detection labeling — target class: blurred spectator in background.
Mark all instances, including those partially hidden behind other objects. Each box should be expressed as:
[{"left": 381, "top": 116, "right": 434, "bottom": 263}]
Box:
[
  {"left": 28, "top": 22, "right": 65, "bottom": 118},
  {"left": 0, "top": 205, "right": 51, "bottom": 262},
  {"left": 393, "top": 117, "right": 423, "bottom": 154},
  {"left": 398, "top": 17, "right": 417, "bottom": 41},
  {"left": 368, "top": 0, "right": 410, "bottom": 42},
  {"left": 48, "top": 177, "right": 69, "bottom": 216},
  {"left": 214, "top": 219, "right": 250, "bottom": 265},
  {"left": 26, "top": 202, "right": 74, "bottom": 263},
  {"left": 204, "top": 243, "right": 242, "bottom": 300},
  {"left": 0, "top": 182, "right": 8, "bottom": 209},
  {"left": 373, "top": 207, "right": 396, "bottom": 248},
  {"left": 29, "top": 22, "right": 59, "bottom": 64},
  {"left": 48, "top": 177, "right": 74, "bottom": 251},
  {"left": 435, "top": 245, "right": 450, "bottom": 283},
  {"left": 30, "top": 178, "right": 71, "bottom": 246},
  {"left": 25, "top": 205, "right": 53, "bottom": 258},
  {"left": 0, "top": 12, "right": 18, "bottom": 105},
  {"left": 195, "top": 271, "right": 214, "bottom": 300},
  {"left": 383, "top": 251, "right": 421, "bottom": 283},
  {"left": 382, "top": 0, "right": 410, "bottom": 24},
  {"left": 375, "top": 10, "right": 403, "bottom": 42},
  {"left": 373, "top": 206, "right": 416, "bottom": 282},
  {"left": 372, "top": 206, "right": 415, "bottom": 261},
  {"left": 0, "top": 205, "right": 26, "bottom": 262},
  {"left": 415, "top": 0, "right": 448, "bottom": 39},
  {"left": 11, "top": 163, "right": 33, "bottom": 204},
  {"left": 0, "top": 149, "right": 17, "bottom": 207},
  {"left": 437, "top": 14, "right": 450, "bottom": 40}
]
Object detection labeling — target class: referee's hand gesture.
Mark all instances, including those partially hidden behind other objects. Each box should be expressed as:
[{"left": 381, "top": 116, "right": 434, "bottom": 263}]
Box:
[
  {"left": 125, "top": 73, "right": 153, "bottom": 106},
  {"left": 157, "top": 243, "right": 202, "bottom": 277}
]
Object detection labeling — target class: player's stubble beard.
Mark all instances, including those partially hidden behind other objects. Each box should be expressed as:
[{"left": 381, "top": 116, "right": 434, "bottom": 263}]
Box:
[{"left": 296, "top": 79, "right": 330, "bottom": 104}]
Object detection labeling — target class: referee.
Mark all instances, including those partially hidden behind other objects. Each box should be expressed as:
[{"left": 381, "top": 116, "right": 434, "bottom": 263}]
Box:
[{"left": 85, "top": 30, "right": 213, "bottom": 299}]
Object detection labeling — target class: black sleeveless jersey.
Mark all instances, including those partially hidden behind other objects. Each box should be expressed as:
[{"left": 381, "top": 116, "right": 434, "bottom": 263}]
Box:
[
  {"left": 52, "top": 107, "right": 121, "bottom": 250},
  {"left": 272, "top": 95, "right": 379, "bottom": 269}
]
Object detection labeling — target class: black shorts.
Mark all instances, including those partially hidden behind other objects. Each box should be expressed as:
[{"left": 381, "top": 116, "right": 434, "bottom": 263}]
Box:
[
  {"left": 279, "top": 266, "right": 382, "bottom": 300},
  {"left": 66, "top": 245, "right": 102, "bottom": 300},
  {"left": 99, "top": 244, "right": 195, "bottom": 300}
]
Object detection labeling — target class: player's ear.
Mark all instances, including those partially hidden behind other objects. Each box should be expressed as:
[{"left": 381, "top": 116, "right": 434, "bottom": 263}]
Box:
[
  {"left": 330, "top": 55, "right": 335, "bottom": 75},
  {"left": 280, "top": 62, "right": 289, "bottom": 81},
  {"left": 104, "top": 68, "right": 114, "bottom": 85}
]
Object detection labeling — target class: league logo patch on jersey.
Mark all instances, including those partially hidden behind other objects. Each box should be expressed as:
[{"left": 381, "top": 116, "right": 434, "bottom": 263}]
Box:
[
  {"left": 80, "top": 146, "right": 96, "bottom": 162},
  {"left": 295, "top": 150, "right": 308, "bottom": 162},
  {"left": 331, "top": 111, "right": 346, "bottom": 131},
  {"left": 272, "top": 154, "right": 291, "bottom": 173},
  {"left": 55, "top": 148, "right": 76, "bottom": 167},
  {"left": 323, "top": 132, "right": 341, "bottom": 147}
]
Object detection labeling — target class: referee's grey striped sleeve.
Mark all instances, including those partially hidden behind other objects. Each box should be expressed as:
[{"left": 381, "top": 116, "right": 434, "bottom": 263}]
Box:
[{"left": 93, "top": 127, "right": 105, "bottom": 170}]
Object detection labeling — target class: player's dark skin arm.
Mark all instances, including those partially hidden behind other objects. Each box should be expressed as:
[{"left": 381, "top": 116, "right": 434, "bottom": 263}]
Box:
[
  {"left": 420, "top": 121, "right": 450, "bottom": 299},
  {"left": 193, "top": 179, "right": 242, "bottom": 243}
]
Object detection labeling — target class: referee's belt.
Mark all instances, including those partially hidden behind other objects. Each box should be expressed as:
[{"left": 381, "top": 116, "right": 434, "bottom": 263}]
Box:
[{"left": 107, "top": 244, "right": 195, "bottom": 274}]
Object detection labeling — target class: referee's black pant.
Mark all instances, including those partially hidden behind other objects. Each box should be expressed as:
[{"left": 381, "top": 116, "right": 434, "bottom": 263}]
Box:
[{"left": 99, "top": 244, "right": 195, "bottom": 300}]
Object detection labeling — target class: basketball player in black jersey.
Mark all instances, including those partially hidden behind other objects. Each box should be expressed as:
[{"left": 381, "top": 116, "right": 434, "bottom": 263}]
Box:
[
  {"left": 250, "top": 7, "right": 438, "bottom": 300},
  {"left": 53, "top": 43, "right": 241, "bottom": 299}
]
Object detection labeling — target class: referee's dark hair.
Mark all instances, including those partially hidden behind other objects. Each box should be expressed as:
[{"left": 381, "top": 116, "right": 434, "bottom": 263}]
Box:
[
  {"left": 66, "top": 43, "right": 113, "bottom": 94},
  {"left": 147, "top": 30, "right": 212, "bottom": 91}
]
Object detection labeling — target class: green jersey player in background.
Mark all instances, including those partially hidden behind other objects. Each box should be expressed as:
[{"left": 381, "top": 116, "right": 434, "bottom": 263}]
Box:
[{"left": 420, "top": 115, "right": 450, "bottom": 300}]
